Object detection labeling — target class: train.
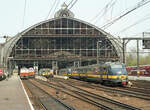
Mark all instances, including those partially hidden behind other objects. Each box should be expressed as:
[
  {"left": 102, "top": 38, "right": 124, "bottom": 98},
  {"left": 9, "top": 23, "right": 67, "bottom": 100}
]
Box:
[
  {"left": 0, "top": 69, "right": 4, "bottom": 80},
  {"left": 60, "top": 62, "right": 128, "bottom": 86},
  {"left": 20, "top": 67, "right": 35, "bottom": 79},
  {"left": 126, "top": 65, "right": 150, "bottom": 77},
  {"left": 38, "top": 68, "right": 54, "bottom": 78},
  {"left": 28, "top": 68, "right": 35, "bottom": 78},
  {"left": 0, "top": 69, "right": 6, "bottom": 80}
]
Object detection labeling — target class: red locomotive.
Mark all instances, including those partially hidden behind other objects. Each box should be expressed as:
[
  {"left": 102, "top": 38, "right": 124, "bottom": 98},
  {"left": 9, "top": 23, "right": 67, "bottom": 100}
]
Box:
[
  {"left": 0, "top": 69, "right": 6, "bottom": 80},
  {"left": 20, "top": 67, "right": 35, "bottom": 79},
  {"left": 126, "top": 65, "right": 150, "bottom": 77}
]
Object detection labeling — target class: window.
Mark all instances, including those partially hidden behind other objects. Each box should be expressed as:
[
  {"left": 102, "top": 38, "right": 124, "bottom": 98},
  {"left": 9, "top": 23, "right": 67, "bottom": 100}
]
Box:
[
  {"left": 75, "top": 29, "right": 80, "bottom": 34},
  {"left": 68, "top": 29, "right": 73, "bottom": 34},
  {"left": 62, "top": 29, "right": 67, "bottom": 34},
  {"left": 62, "top": 18, "right": 67, "bottom": 28},
  {"left": 43, "top": 29, "right": 48, "bottom": 34},
  {"left": 49, "top": 21, "right": 54, "bottom": 28},
  {"left": 56, "top": 29, "right": 61, "bottom": 34},
  {"left": 81, "top": 23, "right": 86, "bottom": 28},
  {"left": 74, "top": 21, "right": 80, "bottom": 28},
  {"left": 55, "top": 19, "right": 61, "bottom": 28},
  {"left": 49, "top": 29, "right": 55, "bottom": 34},
  {"left": 42, "top": 23, "right": 48, "bottom": 28},
  {"left": 81, "top": 29, "right": 86, "bottom": 34},
  {"left": 68, "top": 19, "right": 73, "bottom": 28},
  {"left": 87, "top": 29, "right": 93, "bottom": 35}
]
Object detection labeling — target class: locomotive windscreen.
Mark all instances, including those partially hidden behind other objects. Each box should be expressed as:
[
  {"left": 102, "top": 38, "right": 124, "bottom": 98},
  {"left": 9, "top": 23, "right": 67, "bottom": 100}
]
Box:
[
  {"left": 110, "top": 64, "right": 127, "bottom": 75},
  {"left": 111, "top": 65, "right": 123, "bottom": 68}
]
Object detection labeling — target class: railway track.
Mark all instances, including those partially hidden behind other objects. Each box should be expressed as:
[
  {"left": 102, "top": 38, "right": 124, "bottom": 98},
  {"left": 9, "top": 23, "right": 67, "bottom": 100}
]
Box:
[
  {"left": 132, "top": 80, "right": 150, "bottom": 89},
  {"left": 88, "top": 84, "right": 150, "bottom": 100},
  {"left": 58, "top": 81, "right": 141, "bottom": 110},
  {"left": 35, "top": 79, "right": 140, "bottom": 110},
  {"left": 23, "top": 80, "right": 75, "bottom": 110},
  {"left": 55, "top": 78, "right": 150, "bottom": 100},
  {"left": 35, "top": 79, "right": 112, "bottom": 110},
  {"left": 119, "top": 86, "right": 150, "bottom": 95}
]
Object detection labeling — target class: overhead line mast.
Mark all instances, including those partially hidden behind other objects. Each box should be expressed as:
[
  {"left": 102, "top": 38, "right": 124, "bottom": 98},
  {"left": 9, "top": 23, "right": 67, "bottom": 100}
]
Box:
[{"left": 101, "top": 0, "right": 150, "bottom": 30}]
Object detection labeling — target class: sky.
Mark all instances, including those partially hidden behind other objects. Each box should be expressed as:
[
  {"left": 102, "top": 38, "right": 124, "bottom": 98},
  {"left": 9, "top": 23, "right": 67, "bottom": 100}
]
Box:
[{"left": 0, "top": 0, "right": 150, "bottom": 52}]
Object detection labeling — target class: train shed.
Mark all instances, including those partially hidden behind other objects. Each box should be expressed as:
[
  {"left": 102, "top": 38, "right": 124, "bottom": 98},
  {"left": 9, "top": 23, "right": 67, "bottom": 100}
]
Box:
[{"left": 0, "top": 3, "right": 122, "bottom": 74}]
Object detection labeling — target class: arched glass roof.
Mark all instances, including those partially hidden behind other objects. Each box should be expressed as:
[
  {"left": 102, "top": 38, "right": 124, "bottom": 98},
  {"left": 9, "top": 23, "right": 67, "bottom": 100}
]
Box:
[
  {"left": 24, "top": 18, "right": 105, "bottom": 37},
  {"left": 1, "top": 7, "right": 123, "bottom": 69}
]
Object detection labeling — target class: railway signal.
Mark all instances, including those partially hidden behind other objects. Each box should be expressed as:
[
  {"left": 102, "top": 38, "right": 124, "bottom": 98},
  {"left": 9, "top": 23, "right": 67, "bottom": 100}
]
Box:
[
  {"left": 142, "top": 40, "right": 150, "bottom": 49},
  {"left": 142, "top": 32, "right": 150, "bottom": 49}
]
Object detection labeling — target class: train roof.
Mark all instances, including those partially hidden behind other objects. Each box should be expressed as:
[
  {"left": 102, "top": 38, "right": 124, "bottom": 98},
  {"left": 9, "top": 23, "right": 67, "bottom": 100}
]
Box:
[{"left": 61, "top": 62, "right": 124, "bottom": 70}]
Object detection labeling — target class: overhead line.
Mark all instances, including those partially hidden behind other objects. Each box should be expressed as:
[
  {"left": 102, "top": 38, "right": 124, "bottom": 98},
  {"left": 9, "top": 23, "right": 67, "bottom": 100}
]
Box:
[
  {"left": 93, "top": 0, "right": 117, "bottom": 24},
  {"left": 69, "top": 0, "right": 78, "bottom": 9},
  {"left": 101, "top": 0, "right": 150, "bottom": 30},
  {"left": 22, "top": 0, "right": 27, "bottom": 30},
  {"left": 131, "top": 28, "right": 150, "bottom": 37},
  {"left": 68, "top": 0, "right": 74, "bottom": 7},
  {"left": 45, "top": 0, "right": 57, "bottom": 20},
  {"left": 51, "top": 0, "right": 61, "bottom": 17},
  {"left": 91, "top": 0, "right": 114, "bottom": 22},
  {"left": 119, "top": 14, "right": 150, "bottom": 34}
]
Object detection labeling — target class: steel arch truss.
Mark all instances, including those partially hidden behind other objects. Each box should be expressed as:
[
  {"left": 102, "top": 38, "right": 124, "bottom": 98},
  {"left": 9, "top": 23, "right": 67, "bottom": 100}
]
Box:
[{"left": 5, "top": 17, "right": 122, "bottom": 68}]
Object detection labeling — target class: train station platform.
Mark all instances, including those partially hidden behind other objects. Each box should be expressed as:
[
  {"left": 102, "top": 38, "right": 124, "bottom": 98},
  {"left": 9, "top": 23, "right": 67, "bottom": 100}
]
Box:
[
  {"left": 129, "top": 76, "right": 150, "bottom": 81},
  {"left": 0, "top": 75, "right": 34, "bottom": 110}
]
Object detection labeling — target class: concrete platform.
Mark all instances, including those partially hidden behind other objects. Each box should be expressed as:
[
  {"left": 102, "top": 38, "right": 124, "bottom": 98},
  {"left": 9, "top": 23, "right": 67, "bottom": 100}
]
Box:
[
  {"left": 54, "top": 75, "right": 69, "bottom": 79},
  {"left": 129, "top": 76, "right": 150, "bottom": 81},
  {"left": 0, "top": 76, "right": 34, "bottom": 110}
]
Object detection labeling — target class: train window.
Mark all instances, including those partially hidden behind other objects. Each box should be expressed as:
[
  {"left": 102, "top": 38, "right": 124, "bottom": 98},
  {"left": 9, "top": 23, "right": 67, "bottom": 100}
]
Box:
[{"left": 111, "top": 65, "right": 122, "bottom": 68}]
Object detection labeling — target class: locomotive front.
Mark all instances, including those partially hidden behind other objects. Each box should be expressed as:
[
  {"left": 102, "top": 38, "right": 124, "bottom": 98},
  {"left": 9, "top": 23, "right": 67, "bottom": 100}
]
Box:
[
  {"left": 0, "top": 69, "right": 4, "bottom": 80},
  {"left": 109, "top": 64, "right": 128, "bottom": 85}
]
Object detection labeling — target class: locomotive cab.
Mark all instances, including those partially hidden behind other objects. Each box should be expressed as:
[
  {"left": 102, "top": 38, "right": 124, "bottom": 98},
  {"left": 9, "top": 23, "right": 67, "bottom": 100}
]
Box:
[{"left": 108, "top": 64, "right": 128, "bottom": 85}]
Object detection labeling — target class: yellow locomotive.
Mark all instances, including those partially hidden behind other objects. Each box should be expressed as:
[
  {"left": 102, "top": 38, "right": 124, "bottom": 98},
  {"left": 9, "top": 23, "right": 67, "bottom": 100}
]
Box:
[{"left": 39, "top": 68, "right": 53, "bottom": 78}]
